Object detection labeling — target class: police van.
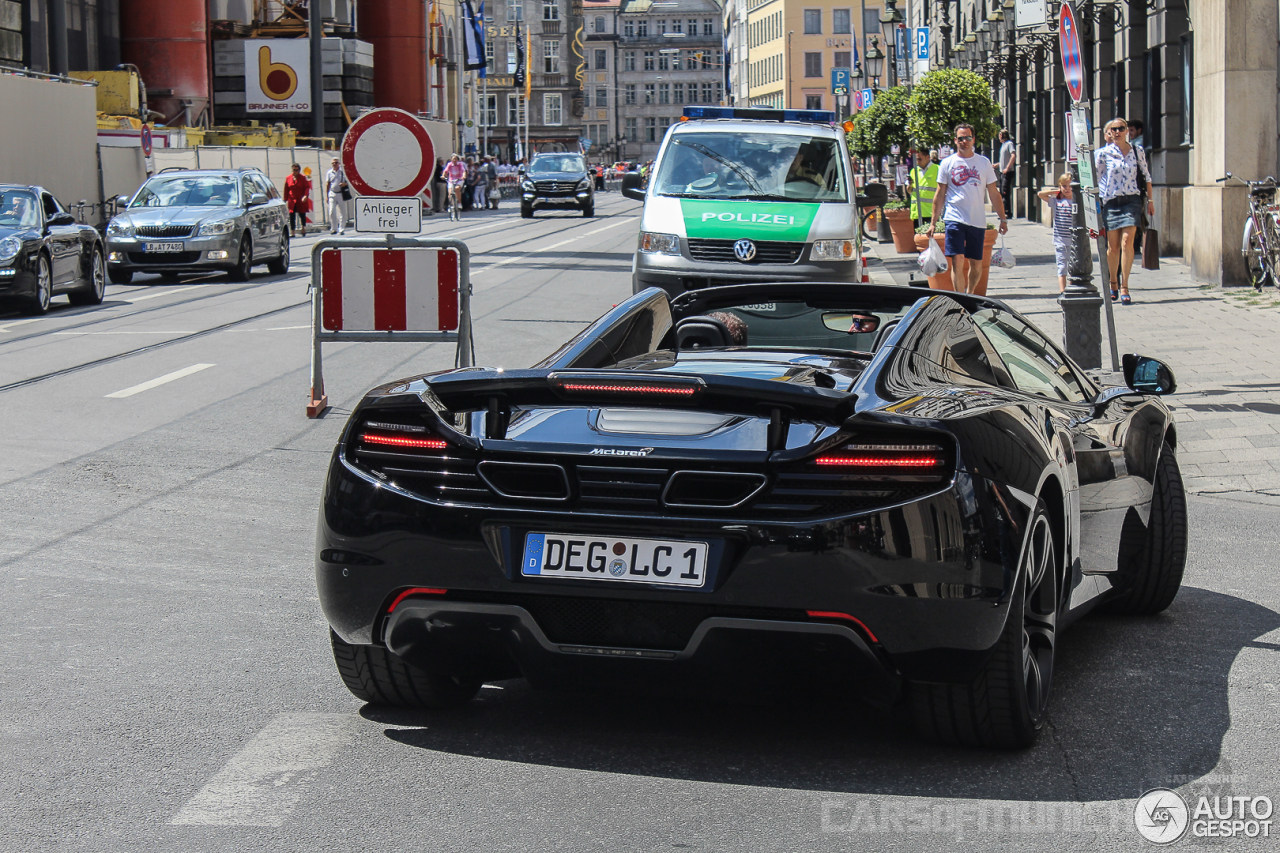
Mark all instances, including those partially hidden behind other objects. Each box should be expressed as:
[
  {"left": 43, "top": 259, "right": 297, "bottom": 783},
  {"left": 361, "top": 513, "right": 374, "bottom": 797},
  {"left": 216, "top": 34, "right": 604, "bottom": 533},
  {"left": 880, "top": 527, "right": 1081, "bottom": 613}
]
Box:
[{"left": 622, "top": 106, "right": 865, "bottom": 296}]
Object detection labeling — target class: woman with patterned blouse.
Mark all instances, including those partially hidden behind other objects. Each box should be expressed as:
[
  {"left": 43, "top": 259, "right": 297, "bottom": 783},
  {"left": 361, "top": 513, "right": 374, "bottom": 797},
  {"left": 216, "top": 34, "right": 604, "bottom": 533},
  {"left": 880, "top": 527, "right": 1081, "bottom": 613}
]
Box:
[{"left": 1094, "top": 118, "right": 1154, "bottom": 304}]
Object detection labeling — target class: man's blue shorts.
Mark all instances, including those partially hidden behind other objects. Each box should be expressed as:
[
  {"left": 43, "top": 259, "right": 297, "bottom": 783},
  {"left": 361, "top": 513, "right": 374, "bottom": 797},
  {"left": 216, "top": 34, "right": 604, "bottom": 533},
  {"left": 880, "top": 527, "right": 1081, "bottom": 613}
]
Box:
[{"left": 944, "top": 222, "right": 986, "bottom": 261}]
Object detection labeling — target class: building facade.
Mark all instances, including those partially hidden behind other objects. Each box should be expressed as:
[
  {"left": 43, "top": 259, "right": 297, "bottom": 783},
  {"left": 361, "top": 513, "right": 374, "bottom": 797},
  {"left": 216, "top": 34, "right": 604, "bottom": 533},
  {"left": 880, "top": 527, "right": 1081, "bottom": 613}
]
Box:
[
  {"left": 617, "top": 0, "right": 725, "bottom": 162},
  {"left": 912, "top": 0, "right": 1273, "bottom": 287}
]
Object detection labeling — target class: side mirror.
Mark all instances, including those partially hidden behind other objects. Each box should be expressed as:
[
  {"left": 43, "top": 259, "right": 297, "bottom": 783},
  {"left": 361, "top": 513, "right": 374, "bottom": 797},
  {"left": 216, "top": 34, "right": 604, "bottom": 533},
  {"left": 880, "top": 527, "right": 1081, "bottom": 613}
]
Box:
[
  {"left": 111, "top": 193, "right": 131, "bottom": 210},
  {"left": 247, "top": 193, "right": 268, "bottom": 207},
  {"left": 1123, "top": 353, "right": 1177, "bottom": 395},
  {"left": 857, "top": 182, "right": 889, "bottom": 209},
  {"left": 48, "top": 212, "right": 77, "bottom": 226},
  {"left": 621, "top": 171, "right": 645, "bottom": 201}
]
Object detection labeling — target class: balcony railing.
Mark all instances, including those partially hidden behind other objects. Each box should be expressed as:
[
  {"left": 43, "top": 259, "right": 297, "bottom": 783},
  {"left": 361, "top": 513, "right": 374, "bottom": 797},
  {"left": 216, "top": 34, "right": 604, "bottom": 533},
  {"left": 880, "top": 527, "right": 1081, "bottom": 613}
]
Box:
[{"left": 542, "top": 20, "right": 561, "bottom": 34}]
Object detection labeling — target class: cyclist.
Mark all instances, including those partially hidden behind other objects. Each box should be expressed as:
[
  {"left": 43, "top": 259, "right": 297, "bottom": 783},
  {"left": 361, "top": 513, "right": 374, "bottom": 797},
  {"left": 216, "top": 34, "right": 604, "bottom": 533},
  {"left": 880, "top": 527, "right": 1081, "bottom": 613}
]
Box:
[{"left": 443, "top": 154, "right": 468, "bottom": 217}]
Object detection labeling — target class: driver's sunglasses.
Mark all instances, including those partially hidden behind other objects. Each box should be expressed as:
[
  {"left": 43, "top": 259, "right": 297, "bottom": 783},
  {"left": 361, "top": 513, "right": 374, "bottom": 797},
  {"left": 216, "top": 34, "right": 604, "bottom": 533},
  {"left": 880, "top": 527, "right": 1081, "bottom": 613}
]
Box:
[{"left": 956, "top": 136, "right": 974, "bottom": 142}]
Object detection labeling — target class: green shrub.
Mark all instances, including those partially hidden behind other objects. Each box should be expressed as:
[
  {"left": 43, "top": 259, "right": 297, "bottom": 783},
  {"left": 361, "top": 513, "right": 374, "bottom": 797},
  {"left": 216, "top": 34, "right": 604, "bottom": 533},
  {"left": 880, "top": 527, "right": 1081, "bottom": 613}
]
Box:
[
  {"left": 906, "top": 69, "right": 1001, "bottom": 148},
  {"left": 846, "top": 86, "right": 912, "bottom": 158},
  {"left": 884, "top": 199, "right": 908, "bottom": 210}
]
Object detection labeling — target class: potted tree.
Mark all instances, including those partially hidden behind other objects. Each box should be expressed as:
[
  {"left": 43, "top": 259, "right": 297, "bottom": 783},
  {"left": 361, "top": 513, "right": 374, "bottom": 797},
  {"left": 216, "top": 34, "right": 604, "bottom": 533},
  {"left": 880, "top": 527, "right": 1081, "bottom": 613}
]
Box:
[
  {"left": 906, "top": 70, "right": 1003, "bottom": 294},
  {"left": 848, "top": 86, "right": 917, "bottom": 252}
]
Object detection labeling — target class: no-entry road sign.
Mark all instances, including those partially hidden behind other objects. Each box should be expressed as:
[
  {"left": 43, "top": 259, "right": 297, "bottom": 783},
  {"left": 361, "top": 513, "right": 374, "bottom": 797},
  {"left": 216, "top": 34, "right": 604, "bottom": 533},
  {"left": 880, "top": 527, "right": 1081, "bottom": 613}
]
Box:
[
  {"left": 1059, "top": 2, "right": 1084, "bottom": 102},
  {"left": 340, "top": 108, "right": 436, "bottom": 198}
]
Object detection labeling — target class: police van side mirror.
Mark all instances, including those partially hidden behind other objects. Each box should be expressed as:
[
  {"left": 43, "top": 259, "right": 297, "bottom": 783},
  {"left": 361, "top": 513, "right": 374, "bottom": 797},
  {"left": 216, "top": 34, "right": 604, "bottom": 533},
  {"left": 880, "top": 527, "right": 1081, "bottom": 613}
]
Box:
[
  {"left": 857, "top": 182, "right": 889, "bottom": 209},
  {"left": 621, "top": 172, "right": 646, "bottom": 202}
]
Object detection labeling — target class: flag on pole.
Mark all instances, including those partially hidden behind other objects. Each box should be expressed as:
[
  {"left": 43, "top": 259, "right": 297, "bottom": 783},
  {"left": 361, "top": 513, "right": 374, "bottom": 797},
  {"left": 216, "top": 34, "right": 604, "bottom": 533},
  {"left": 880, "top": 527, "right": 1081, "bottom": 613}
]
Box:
[
  {"left": 461, "top": 0, "right": 486, "bottom": 75},
  {"left": 514, "top": 21, "right": 525, "bottom": 88},
  {"left": 524, "top": 25, "right": 532, "bottom": 99}
]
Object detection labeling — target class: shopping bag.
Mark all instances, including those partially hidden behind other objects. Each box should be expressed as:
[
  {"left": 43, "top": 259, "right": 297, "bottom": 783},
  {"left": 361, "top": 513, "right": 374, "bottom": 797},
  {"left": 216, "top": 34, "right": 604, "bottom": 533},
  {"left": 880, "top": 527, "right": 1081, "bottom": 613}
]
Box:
[
  {"left": 918, "top": 239, "right": 948, "bottom": 276},
  {"left": 1142, "top": 223, "right": 1160, "bottom": 270},
  {"left": 991, "top": 235, "right": 1016, "bottom": 269}
]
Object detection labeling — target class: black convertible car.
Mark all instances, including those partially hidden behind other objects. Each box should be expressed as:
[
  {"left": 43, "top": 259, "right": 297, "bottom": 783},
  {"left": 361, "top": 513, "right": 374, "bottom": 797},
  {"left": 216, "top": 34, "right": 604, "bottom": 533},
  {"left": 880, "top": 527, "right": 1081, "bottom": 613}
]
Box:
[
  {"left": 0, "top": 184, "right": 106, "bottom": 315},
  {"left": 316, "top": 283, "right": 1185, "bottom": 748}
]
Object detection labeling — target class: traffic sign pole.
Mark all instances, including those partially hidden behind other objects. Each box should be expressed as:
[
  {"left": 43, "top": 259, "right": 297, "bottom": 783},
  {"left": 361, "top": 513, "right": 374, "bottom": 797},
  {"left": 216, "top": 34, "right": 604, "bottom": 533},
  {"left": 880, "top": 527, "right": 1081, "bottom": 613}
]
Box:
[{"left": 1056, "top": 2, "right": 1119, "bottom": 374}]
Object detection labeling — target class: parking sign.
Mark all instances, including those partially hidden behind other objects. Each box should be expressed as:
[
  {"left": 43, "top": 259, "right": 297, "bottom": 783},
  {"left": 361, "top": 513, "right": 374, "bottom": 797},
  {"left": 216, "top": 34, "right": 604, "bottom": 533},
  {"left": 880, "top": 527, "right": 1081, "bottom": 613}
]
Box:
[
  {"left": 916, "top": 28, "right": 929, "bottom": 61},
  {"left": 831, "top": 66, "right": 850, "bottom": 95}
]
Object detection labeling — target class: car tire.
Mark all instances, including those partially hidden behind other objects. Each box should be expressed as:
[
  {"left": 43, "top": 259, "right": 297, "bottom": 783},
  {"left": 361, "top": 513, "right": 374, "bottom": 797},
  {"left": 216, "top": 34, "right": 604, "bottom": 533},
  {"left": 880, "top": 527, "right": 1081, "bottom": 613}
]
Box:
[
  {"left": 521, "top": 204, "right": 534, "bottom": 219},
  {"left": 26, "top": 253, "right": 53, "bottom": 315},
  {"left": 1104, "top": 444, "right": 1187, "bottom": 615},
  {"left": 227, "top": 234, "right": 252, "bottom": 282},
  {"left": 267, "top": 231, "right": 290, "bottom": 275},
  {"left": 909, "top": 501, "right": 1058, "bottom": 749},
  {"left": 68, "top": 248, "right": 106, "bottom": 306},
  {"left": 582, "top": 204, "right": 594, "bottom": 217},
  {"left": 108, "top": 268, "right": 133, "bottom": 285},
  {"left": 329, "top": 630, "right": 482, "bottom": 709}
]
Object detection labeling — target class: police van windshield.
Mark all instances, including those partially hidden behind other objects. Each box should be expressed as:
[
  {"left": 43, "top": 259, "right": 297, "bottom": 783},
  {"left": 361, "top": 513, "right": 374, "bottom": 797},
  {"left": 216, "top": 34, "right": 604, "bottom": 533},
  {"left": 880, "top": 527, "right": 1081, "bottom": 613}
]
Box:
[{"left": 654, "top": 132, "right": 847, "bottom": 202}]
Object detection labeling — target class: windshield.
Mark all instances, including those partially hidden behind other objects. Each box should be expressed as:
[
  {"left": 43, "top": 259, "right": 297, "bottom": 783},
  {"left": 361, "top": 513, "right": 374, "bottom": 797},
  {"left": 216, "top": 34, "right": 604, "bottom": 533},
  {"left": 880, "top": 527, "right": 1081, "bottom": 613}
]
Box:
[
  {"left": 529, "top": 155, "right": 585, "bottom": 174},
  {"left": 0, "top": 191, "right": 40, "bottom": 228},
  {"left": 130, "top": 176, "right": 239, "bottom": 208},
  {"left": 654, "top": 132, "right": 847, "bottom": 202},
  {"left": 679, "top": 298, "right": 915, "bottom": 354}
]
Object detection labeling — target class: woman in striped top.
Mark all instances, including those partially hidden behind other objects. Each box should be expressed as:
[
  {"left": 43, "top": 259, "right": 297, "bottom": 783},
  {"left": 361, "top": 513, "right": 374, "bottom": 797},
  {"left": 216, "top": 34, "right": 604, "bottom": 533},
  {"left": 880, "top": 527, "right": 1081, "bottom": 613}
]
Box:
[{"left": 1038, "top": 174, "right": 1076, "bottom": 293}]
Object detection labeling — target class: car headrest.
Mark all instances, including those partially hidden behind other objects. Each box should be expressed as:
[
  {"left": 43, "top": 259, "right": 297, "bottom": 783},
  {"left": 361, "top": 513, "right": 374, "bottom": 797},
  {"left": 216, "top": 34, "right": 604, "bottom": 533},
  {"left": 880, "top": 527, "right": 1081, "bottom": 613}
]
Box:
[{"left": 676, "top": 316, "right": 735, "bottom": 350}]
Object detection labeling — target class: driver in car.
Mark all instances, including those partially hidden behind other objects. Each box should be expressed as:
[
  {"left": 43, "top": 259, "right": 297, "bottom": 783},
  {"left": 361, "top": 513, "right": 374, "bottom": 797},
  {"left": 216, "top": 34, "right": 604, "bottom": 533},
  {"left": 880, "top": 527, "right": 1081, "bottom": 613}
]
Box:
[
  {"left": 2, "top": 194, "right": 34, "bottom": 225},
  {"left": 847, "top": 313, "right": 880, "bottom": 334}
]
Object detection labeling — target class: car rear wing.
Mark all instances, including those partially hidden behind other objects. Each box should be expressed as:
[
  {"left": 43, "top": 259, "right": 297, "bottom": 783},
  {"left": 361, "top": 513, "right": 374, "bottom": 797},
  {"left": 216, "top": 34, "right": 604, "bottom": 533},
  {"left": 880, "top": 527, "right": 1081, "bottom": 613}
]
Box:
[{"left": 424, "top": 368, "right": 856, "bottom": 447}]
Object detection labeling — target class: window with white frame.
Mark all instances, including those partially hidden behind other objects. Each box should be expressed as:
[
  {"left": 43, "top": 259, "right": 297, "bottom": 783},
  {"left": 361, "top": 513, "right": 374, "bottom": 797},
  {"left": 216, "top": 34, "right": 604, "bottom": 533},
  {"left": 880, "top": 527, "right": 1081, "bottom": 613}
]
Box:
[
  {"left": 482, "top": 94, "right": 498, "bottom": 126},
  {"left": 507, "top": 4, "right": 522, "bottom": 21},
  {"left": 507, "top": 94, "right": 525, "bottom": 124},
  {"left": 544, "top": 39, "right": 559, "bottom": 73},
  {"left": 644, "top": 83, "right": 655, "bottom": 104},
  {"left": 637, "top": 19, "right": 647, "bottom": 36},
  {"left": 673, "top": 82, "right": 684, "bottom": 103},
  {"left": 659, "top": 82, "right": 669, "bottom": 104},
  {"left": 543, "top": 0, "right": 558, "bottom": 21},
  {"left": 544, "top": 92, "right": 562, "bottom": 125},
  {"left": 486, "top": 37, "right": 495, "bottom": 72},
  {"left": 595, "top": 48, "right": 606, "bottom": 70},
  {"left": 701, "top": 82, "right": 712, "bottom": 102},
  {"left": 803, "top": 9, "right": 820, "bottom": 34},
  {"left": 624, "top": 20, "right": 633, "bottom": 37},
  {"left": 643, "top": 50, "right": 655, "bottom": 71},
  {"left": 594, "top": 16, "right": 605, "bottom": 33},
  {"left": 804, "top": 52, "right": 821, "bottom": 77},
  {"left": 645, "top": 116, "right": 657, "bottom": 142},
  {"left": 833, "top": 9, "right": 851, "bottom": 34},
  {"left": 703, "top": 18, "right": 714, "bottom": 36},
  {"left": 658, "top": 53, "right": 669, "bottom": 71},
  {"left": 625, "top": 83, "right": 636, "bottom": 104},
  {"left": 507, "top": 43, "right": 517, "bottom": 73},
  {"left": 656, "top": 20, "right": 665, "bottom": 34},
  {"left": 596, "top": 87, "right": 607, "bottom": 108},
  {"left": 625, "top": 117, "right": 637, "bottom": 142},
  {"left": 625, "top": 51, "right": 635, "bottom": 71},
  {"left": 672, "top": 20, "right": 682, "bottom": 33}
]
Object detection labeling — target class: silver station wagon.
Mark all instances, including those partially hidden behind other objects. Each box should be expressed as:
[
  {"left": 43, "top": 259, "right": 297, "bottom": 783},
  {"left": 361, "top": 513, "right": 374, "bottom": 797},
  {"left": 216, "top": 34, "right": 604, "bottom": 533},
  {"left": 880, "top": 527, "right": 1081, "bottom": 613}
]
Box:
[{"left": 105, "top": 167, "right": 290, "bottom": 283}]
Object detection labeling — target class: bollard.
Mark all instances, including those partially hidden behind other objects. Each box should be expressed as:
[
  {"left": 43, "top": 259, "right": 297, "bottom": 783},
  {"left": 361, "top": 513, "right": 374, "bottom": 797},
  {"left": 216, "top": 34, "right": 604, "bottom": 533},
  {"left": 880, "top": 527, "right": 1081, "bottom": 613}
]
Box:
[{"left": 1058, "top": 162, "right": 1104, "bottom": 370}]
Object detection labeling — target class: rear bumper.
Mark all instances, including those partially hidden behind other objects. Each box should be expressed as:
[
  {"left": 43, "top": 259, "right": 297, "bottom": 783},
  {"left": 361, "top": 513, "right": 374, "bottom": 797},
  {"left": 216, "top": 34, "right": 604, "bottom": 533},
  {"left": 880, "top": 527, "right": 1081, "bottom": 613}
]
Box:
[
  {"left": 317, "top": 452, "right": 1029, "bottom": 690},
  {"left": 384, "top": 600, "right": 899, "bottom": 704}
]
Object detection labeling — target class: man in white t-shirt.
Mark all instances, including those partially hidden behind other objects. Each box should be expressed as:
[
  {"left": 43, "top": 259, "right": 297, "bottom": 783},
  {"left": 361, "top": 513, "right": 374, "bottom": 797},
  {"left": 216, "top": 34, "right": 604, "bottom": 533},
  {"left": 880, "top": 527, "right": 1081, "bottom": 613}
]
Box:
[{"left": 925, "top": 123, "right": 1009, "bottom": 293}]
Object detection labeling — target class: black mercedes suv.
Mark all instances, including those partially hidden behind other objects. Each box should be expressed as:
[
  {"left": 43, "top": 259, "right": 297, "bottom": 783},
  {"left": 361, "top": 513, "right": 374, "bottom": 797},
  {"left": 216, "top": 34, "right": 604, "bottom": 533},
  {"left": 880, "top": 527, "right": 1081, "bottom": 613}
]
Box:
[{"left": 519, "top": 153, "right": 594, "bottom": 218}]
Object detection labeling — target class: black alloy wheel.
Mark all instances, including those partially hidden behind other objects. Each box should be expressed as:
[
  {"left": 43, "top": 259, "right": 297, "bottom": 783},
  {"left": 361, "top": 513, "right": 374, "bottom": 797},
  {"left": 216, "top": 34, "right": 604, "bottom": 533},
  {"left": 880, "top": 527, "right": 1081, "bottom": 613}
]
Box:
[
  {"left": 68, "top": 249, "right": 106, "bottom": 306},
  {"left": 267, "top": 231, "right": 290, "bottom": 275},
  {"left": 1104, "top": 443, "right": 1188, "bottom": 615},
  {"left": 582, "top": 204, "right": 595, "bottom": 218},
  {"left": 27, "top": 253, "right": 53, "bottom": 315},
  {"left": 228, "top": 234, "right": 253, "bottom": 282},
  {"left": 911, "top": 501, "right": 1058, "bottom": 749}
]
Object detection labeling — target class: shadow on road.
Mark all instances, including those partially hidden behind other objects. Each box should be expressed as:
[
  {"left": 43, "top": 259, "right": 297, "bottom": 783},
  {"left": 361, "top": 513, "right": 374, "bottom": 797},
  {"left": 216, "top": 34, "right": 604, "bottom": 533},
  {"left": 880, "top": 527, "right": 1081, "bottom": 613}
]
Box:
[{"left": 361, "top": 586, "right": 1277, "bottom": 802}]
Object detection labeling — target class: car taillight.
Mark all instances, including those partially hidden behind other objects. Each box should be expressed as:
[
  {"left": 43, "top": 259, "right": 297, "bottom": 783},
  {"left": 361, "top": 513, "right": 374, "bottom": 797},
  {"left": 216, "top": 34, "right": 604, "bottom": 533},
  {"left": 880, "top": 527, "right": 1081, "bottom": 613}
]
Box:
[
  {"left": 813, "top": 443, "right": 946, "bottom": 468},
  {"left": 548, "top": 372, "right": 705, "bottom": 400},
  {"left": 357, "top": 420, "right": 448, "bottom": 451},
  {"left": 806, "top": 610, "right": 879, "bottom": 643}
]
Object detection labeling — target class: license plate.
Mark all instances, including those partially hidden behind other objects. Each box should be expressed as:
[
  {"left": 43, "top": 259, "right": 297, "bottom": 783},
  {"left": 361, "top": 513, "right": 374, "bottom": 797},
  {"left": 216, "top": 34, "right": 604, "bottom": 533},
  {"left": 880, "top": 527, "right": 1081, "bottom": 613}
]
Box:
[
  {"left": 143, "top": 242, "right": 184, "bottom": 252},
  {"left": 521, "top": 533, "right": 708, "bottom": 587}
]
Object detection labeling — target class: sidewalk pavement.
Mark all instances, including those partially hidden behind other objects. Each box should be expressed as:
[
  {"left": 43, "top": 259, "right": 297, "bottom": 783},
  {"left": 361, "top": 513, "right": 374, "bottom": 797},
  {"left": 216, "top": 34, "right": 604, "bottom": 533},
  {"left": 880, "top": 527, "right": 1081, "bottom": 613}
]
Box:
[{"left": 864, "top": 216, "right": 1280, "bottom": 502}]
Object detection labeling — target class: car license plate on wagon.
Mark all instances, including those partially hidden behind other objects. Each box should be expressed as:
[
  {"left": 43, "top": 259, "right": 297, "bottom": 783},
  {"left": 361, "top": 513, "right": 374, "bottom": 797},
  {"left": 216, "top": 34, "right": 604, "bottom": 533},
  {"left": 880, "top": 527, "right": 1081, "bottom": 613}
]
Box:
[
  {"left": 521, "top": 533, "right": 708, "bottom": 587},
  {"left": 143, "top": 242, "right": 184, "bottom": 252}
]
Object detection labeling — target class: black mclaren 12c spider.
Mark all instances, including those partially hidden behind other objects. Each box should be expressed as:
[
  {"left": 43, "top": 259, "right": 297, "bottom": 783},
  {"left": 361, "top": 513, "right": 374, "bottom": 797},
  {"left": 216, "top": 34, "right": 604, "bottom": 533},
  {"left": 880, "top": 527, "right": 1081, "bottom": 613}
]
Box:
[{"left": 316, "top": 283, "right": 1187, "bottom": 748}]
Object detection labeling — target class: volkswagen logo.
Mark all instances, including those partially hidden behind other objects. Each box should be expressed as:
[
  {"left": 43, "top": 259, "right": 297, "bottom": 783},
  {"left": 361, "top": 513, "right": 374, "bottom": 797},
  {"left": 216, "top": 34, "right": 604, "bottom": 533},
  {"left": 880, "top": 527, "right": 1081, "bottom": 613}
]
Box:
[{"left": 733, "top": 239, "right": 757, "bottom": 262}]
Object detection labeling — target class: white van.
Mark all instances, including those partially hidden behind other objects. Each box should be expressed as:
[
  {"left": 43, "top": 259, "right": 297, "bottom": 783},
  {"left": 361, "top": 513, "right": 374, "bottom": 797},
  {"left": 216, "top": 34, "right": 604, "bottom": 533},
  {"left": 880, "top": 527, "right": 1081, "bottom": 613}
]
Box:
[{"left": 623, "top": 106, "right": 863, "bottom": 296}]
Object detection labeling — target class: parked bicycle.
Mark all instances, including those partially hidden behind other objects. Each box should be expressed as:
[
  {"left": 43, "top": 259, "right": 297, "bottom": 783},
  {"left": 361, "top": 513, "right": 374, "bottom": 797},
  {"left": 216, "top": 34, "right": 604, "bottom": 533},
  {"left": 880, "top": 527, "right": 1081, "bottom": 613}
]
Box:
[{"left": 1218, "top": 173, "right": 1280, "bottom": 290}]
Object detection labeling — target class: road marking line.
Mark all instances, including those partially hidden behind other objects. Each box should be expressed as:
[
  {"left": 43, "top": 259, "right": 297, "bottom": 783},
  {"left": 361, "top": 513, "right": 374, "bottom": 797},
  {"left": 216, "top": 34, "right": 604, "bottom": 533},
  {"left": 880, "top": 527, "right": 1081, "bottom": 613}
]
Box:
[
  {"left": 0, "top": 318, "right": 44, "bottom": 333},
  {"left": 54, "top": 330, "right": 196, "bottom": 336},
  {"left": 170, "top": 712, "right": 351, "bottom": 828},
  {"left": 265, "top": 325, "right": 311, "bottom": 331},
  {"left": 123, "top": 286, "right": 199, "bottom": 303},
  {"left": 104, "top": 363, "right": 215, "bottom": 398},
  {"left": 474, "top": 216, "right": 637, "bottom": 275}
]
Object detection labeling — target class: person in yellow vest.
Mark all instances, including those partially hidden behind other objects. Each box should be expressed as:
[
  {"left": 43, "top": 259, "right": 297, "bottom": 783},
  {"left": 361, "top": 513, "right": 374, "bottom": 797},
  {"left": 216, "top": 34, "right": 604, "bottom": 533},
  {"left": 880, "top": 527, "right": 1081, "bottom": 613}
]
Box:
[{"left": 907, "top": 149, "right": 939, "bottom": 226}]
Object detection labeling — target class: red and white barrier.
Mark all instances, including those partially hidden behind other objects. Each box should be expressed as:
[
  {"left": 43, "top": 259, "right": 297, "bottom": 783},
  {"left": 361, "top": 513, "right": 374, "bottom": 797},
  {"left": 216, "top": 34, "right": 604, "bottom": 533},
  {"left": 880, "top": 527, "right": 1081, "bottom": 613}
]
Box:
[
  {"left": 308, "top": 236, "right": 473, "bottom": 417},
  {"left": 320, "top": 247, "right": 459, "bottom": 332}
]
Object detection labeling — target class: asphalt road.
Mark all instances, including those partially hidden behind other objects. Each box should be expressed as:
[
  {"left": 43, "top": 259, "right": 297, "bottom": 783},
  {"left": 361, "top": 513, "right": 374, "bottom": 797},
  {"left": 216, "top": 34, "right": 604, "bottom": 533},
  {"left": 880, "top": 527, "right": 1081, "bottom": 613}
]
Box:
[{"left": 1, "top": 192, "right": 1277, "bottom": 852}]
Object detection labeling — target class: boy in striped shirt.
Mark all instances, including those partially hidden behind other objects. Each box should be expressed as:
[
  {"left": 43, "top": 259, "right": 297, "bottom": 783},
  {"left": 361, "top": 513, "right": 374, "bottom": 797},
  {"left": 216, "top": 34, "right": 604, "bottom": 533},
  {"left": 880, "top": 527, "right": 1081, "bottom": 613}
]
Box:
[{"left": 1038, "top": 174, "right": 1076, "bottom": 293}]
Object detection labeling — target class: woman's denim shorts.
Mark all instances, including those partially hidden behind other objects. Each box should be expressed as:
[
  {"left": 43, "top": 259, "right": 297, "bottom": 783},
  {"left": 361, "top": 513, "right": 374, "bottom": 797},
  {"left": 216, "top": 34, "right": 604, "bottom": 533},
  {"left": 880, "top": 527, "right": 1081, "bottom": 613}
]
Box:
[{"left": 1102, "top": 194, "right": 1141, "bottom": 230}]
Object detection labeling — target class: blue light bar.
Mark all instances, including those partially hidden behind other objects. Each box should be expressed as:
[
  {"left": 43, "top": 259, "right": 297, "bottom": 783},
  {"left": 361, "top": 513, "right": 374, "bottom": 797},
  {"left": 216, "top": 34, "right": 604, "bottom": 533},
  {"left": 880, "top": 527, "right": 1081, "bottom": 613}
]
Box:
[{"left": 681, "top": 106, "right": 838, "bottom": 124}]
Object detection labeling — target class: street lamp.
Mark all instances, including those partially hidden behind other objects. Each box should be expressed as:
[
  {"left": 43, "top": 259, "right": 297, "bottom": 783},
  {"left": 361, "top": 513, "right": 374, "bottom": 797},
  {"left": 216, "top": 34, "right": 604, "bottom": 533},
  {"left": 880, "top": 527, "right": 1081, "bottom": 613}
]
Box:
[
  {"left": 866, "top": 36, "right": 885, "bottom": 87},
  {"left": 879, "top": 0, "right": 904, "bottom": 26}
]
